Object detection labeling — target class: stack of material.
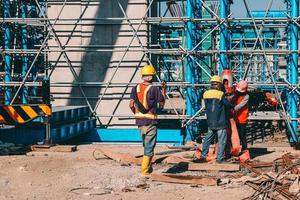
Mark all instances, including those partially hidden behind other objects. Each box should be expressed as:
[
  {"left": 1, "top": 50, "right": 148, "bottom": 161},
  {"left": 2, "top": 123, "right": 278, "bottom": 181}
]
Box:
[
  {"left": 0, "top": 140, "right": 25, "bottom": 155},
  {"left": 243, "top": 153, "right": 300, "bottom": 199}
]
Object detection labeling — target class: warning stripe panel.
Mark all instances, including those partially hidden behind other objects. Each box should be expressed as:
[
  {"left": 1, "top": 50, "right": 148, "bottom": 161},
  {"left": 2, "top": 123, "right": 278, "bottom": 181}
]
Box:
[
  {"left": 3, "top": 106, "right": 25, "bottom": 123},
  {"left": 0, "top": 114, "right": 6, "bottom": 124},
  {"left": 21, "top": 106, "right": 39, "bottom": 119},
  {"left": 0, "top": 105, "right": 52, "bottom": 125},
  {"left": 39, "top": 105, "right": 52, "bottom": 116}
]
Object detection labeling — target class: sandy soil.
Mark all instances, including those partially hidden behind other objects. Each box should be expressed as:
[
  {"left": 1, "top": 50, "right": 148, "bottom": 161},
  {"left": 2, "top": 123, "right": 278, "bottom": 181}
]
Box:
[{"left": 0, "top": 143, "right": 293, "bottom": 200}]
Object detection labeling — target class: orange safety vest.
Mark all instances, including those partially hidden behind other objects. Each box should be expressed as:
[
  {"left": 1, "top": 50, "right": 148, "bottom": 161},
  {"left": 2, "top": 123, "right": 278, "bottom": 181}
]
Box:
[
  {"left": 134, "top": 84, "right": 156, "bottom": 120},
  {"left": 234, "top": 95, "right": 249, "bottom": 124}
]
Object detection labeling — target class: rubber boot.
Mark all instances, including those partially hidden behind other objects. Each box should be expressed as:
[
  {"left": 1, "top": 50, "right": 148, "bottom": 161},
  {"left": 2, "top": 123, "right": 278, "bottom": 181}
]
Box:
[{"left": 141, "top": 155, "right": 152, "bottom": 177}]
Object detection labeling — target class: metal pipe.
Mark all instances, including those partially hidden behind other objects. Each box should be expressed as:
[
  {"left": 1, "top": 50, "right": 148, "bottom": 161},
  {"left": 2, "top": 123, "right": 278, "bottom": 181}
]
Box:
[
  {"left": 185, "top": 0, "right": 201, "bottom": 141},
  {"left": 273, "top": 33, "right": 278, "bottom": 81},
  {"left": 4, "top": 0, "right": 11, "bottom": 105},
  {"left": 21, "top": 1, "right": 29, "bottom": 104},
  {"left": 288, "top": 0, "right": 299, "bottom": 143},
  {"left": 219, "top": 0, "right": 229, "bottom": 72},
  {"left": 31, "top": 1, "right": 38, "bottom": 99}
]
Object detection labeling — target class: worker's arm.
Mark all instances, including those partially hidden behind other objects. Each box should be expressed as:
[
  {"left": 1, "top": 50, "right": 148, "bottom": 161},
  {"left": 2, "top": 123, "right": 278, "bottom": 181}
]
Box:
[
  {"left": 129, "top": 100, "right": 135, "bottom": 114},
  {"left": 234, "top": 94, "right": 249, "bottom": 111},
  {"left": 222, "top": 94, "right": 235, "bottom": 108},
  {"left": 129, "top": 87, "right": 136, "bottom": 114},
  {"left": 201, "top": 99, "right": 205, "bottom": 109},
  {"left": 157, "top": 86, "right": 165, "bottom": 108}
]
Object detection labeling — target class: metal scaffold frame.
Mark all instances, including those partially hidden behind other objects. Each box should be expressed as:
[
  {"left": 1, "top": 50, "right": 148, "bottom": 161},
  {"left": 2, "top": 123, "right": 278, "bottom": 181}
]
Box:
[{"left": 0, "top": 0, "right": 299, "bottom": 144}]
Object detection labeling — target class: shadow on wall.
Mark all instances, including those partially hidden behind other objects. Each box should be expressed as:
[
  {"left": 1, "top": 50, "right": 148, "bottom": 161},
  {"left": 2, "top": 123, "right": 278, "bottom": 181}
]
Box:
[{"left": 68, "top": 0, "right": 129, "bottom": 108}]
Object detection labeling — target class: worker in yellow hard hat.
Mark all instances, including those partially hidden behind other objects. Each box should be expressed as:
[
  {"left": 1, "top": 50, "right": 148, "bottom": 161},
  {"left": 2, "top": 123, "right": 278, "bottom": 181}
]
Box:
[
  {"left": 129, "top": 65, "right": 166, "bottom": 176},
  {"left": 198, "top": 75, "right": 234, "bottom": 163}
]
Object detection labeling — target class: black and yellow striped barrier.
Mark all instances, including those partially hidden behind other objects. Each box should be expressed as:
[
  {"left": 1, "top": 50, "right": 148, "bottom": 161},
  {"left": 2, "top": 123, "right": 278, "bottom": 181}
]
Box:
[{"left": 0, "top": 105, "right": 52, "bottom": 125}]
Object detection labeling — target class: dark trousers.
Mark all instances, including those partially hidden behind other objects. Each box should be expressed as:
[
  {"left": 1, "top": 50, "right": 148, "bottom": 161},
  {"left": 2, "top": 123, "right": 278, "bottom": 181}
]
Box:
[{"left": 237, "top": 123, "right": 247, "bottom": 151}]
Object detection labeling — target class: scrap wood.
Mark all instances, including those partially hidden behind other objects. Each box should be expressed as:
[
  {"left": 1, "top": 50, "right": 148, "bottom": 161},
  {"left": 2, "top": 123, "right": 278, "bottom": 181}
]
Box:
[
  {"left": 282, "top": 154, "right": 299, "bottom": 174},
  {"left": 134, "top": 149, "right": 186, "bottom": 158},
  {"left": 163, "top": 156, "right": 192, "bottom": 164},
  {"left": 96, "top": 147, "right": 168, "bottom": 165},
  {"left": 30, "top": 145, "right": 77, "bottom": 152},
  {"left": 249, "top": 161, "right": 284, "bottom": 168},
  {"left": 96, "top": 147, "right": 142, "bottom": 165},
  {"left": 166, "top": 145, "right": 196, "bottom": 151},
  {"left": 245, "top": 181, "right": 283, "bottom": 200},
  {"left": 150, "top": 173, "right": 219, "bottom": 186},
  {"left": 275, "top": 187, "right": 296, "bottom": 200},
  {"left": 241, "top": 162, "right": 262, "bottom": 175},
  {"left": 135, "top": 148, "right": 195, "bottom": 158},
  {"left": 187, "top": 163, "right": 240, "bottom": 172}
]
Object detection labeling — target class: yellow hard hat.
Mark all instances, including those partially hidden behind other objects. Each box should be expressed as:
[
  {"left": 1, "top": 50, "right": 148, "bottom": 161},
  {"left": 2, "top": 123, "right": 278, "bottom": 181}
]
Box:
[
  {"left": 141, "top": 65, "right": 156, "bottom": 76},
  {"left": 210, "top": 75, "right": 222, "bottom": 83}
]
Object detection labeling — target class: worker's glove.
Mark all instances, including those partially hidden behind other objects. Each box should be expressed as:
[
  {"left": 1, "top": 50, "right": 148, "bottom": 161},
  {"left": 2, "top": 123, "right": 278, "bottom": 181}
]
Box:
[
  {"left": 161, "top": 81, "right": 166, "bottom": 96},
  {"left": 161, "top": 81, "right": 166, "bottom": 90}
]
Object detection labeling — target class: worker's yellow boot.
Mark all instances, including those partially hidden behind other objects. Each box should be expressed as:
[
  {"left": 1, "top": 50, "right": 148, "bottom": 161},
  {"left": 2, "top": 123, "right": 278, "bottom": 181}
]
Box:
[{"left": 141, "top": 155, "right": 152, "bottom": 177}]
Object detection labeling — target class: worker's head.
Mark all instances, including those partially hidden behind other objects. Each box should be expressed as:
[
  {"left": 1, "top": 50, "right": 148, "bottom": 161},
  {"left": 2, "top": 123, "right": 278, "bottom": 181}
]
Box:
[
  {"left": 210, "top": 75, "right": 222, "bottom": 90},
  {"left": 236, "top": 80, "right": 248, "bottom": 93},
  {"left": 141, "top": 65, "right": 156, "bottom": 83}
]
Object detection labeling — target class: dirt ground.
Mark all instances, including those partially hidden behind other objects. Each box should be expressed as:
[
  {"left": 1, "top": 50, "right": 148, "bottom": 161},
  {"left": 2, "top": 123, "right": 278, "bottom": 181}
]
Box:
[{"left": 0, "top": 143, "right": 295, "bottom": 200}]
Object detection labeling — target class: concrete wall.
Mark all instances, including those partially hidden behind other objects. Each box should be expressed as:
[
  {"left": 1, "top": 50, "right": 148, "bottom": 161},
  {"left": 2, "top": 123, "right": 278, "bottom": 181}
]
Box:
[{"left": 49, "top": 0, "right": 148, "bottom": 127}]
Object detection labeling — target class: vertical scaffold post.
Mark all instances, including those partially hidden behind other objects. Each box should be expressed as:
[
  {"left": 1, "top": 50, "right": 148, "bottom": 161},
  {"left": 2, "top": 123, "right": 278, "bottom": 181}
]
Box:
[
  {"left": 4, "top": 0, "right": 11, "bottom": 105},
  {"left": 273, "top": 33, "right": 278, "bottom": 81},
  {"left": 239, "top": 35, "right": 243, "bottom": 80},
  {"left": 185, "top": 0, "right": 201, "bottom": 141},
  {"left": 31, "top": 1, "right": 38, "bottom": 99},
  {"left": 288, "top": 0, "right": 299, "bottom": 144},
  {"left": 262, "top": 34, "right": 267, "bottom": 82},
  {"left": 21, "top": 1, "right": 29, "bottom": 104},
  {"left": 219, "top": 0, "right": 228, "bottom": 73}
]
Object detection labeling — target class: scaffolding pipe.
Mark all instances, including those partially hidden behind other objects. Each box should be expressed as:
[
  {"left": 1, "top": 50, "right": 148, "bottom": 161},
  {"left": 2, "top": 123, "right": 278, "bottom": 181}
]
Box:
[
  {"left": 219, "top": 0, "right": 229, "bottom": 72},
  {"left": 21, "top": 1, "right": 29, "bottom": 104},
  {"left": 288, "top": 0, "right": 299, "bottom": 143},
  {"left": 31, "top": 1, "right": 38, "bottom": 99},
  {"left": 4, "top": 0, "right": 12, "bottom": 105},
  {"left": 273, "top": 33, "right": 278, "bottom": 81},
  {"left": 185, "top": 0, "right": 201, "bottom": 141}
]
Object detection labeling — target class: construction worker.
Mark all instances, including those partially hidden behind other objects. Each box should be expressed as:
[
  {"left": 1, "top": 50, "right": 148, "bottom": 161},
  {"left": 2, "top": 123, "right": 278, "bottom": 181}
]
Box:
[
  {"left": 233, "top": 80, "right": 249, "bottom": 151},
  {"left": 129, "top": 65, "right": 165, "bottom": 176},
  {"left": 200, "top": 75, "right": 234, "bottom": 163}
]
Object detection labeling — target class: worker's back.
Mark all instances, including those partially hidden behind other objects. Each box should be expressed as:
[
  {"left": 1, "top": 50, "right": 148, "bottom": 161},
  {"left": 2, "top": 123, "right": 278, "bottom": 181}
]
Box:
[
  {"left": 130, "top": 83, "right": 164, "bottom": 126},
  {"left": 203, "top": 89, "right": 229, "bottom": 130}
]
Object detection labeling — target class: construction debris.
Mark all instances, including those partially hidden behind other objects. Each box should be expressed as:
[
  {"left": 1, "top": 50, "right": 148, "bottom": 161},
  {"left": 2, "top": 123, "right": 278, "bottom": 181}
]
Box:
[
  {"left": 94, "top": 145, "right": 300, "bottom": 199},
  {"left": 243, "top": 153, "right": 300, "bottom": 200},
  {"left": 187, "top": 162, "right": 240, "bottom": 172},
  {"left": 96, "top": 146, "right": 193, "bottom": 165},
  {"left": 150, "top": 173, "right": 219, "bottom": 186}
]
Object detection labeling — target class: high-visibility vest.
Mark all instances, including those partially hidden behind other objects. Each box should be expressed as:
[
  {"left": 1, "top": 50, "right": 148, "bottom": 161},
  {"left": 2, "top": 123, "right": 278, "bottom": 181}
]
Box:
[
  {"left": 234, "top": 95, "right": 249, "bottom": 124},
  {"left": 134, "top": 84, "right": 156, "bottom": 120}
]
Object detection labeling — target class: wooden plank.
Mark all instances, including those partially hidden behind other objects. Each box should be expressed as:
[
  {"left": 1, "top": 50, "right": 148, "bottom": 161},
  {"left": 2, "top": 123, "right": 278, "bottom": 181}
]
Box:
[
  {"left": 31, "top": 145, "right": 77, "bottom": 152},
  {"left": 249, "top": 161, "right": 284, "bottom": 168},
  {"left": 150, "top": 173, "right": 219, "bottom": 186},
  {"left": 282, "top": 154, "right": 299, "bottom": 174},
  {"left": 50, "top": 145, "right": 77, "bottom": 152},
  {"left": 163, "top": 156, "right": 192, "bottom": 164},
  {"left": 97, "top": 147, "right": 168, "bottom": 165},
  {"left": 187, "top": 163, "right": 240, "bottom": 172},
  {"left": 98, "top": 147, "right": 141, "bottom": 165}
]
